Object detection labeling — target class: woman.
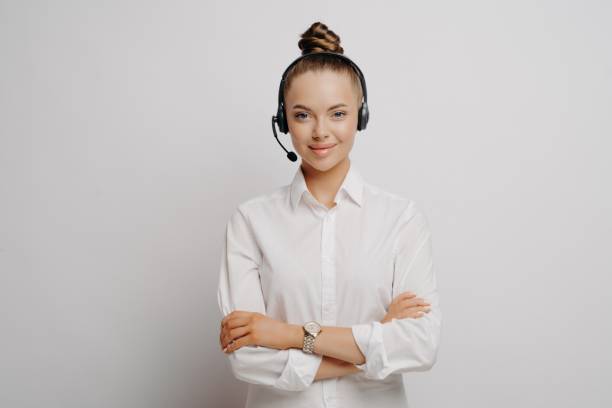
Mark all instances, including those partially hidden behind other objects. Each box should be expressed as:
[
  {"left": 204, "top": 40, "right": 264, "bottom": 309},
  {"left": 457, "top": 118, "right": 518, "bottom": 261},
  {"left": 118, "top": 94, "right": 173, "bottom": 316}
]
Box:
[{"left": 217, "top": 21, "right": 441, "bottom": 408}]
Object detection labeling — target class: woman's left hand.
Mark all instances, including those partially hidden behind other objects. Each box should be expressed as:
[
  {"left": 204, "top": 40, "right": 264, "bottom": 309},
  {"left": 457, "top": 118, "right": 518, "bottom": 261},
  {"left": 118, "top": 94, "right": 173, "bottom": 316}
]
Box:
[{"left": 220, "top": 311, "right": 296, "bottom": 353}]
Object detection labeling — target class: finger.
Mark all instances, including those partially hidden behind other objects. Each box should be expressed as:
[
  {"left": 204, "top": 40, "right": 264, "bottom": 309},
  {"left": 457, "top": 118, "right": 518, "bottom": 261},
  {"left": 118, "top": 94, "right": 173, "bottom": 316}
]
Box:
[
  {"left": 398, "top": 306, "right": 431, "bottom": 319},
  {"left": 228, "top": 310, "right": 252, "bottom": 319},
  {"left": 221, "top": 328, "right": 230, "bottom": 349},
  {"left": 224, "top": 315, "right": 251, "bottom": 330},
  {"left": 399, "top": 310, "right": 422, "bottom": 319},
  {"left": 221, "top": 311, "right": 236, "bottom": 327},
  {"left": 400, "top": 297, "right": 430, "bottom": 308},
  {"left": 395, "top": 291, "right": 416, "bottom": 301},
  {"left": 220, "top": 326, "right": 235, "bottom": 348},
  {"left": 221, "top": 326, "right": 233, "bottom": 348},
  {"left": 221, "top": 313, "right": 252, "bottom": 329},
  {"left": 225, "top": 334, "right": 253, "bottom": 353},
  {"left": 221, "top": 310, "right": 252, "bottom": 326},
  {"left": 222, "top": 326, "right": 250, "bottom": 348},
  {"left": 407, "top": 305, "right": 431, "bottom": 313}
]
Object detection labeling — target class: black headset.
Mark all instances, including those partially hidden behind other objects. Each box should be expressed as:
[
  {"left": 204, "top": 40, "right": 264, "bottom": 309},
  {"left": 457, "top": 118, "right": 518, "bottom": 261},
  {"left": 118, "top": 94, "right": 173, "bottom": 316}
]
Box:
[{"left": 271, "top": 51, "right": 369, "bottom": 162}]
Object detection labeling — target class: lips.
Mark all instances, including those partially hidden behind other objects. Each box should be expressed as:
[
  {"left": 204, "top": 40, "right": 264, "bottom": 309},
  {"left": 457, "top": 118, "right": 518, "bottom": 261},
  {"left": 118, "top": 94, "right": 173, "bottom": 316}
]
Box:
[
  {"left": 309, "top": 143, "right": 337, "bottom": 150},
  {"left": 309, "top": 143, "right": 337, "bottom": 157}
]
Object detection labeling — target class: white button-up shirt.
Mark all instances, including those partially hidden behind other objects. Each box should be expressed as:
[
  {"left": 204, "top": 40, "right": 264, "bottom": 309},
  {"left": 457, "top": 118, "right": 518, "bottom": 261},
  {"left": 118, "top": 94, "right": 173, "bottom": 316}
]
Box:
[{"left": 217, "top": 161, "right": 442, "bottom": 408}]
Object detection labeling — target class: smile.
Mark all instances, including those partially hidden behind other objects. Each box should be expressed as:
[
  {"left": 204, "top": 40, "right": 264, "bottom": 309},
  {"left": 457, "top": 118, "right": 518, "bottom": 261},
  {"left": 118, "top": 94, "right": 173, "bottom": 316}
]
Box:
[{"left": 309, "top": 144, "right": 337, "bottom": 157}]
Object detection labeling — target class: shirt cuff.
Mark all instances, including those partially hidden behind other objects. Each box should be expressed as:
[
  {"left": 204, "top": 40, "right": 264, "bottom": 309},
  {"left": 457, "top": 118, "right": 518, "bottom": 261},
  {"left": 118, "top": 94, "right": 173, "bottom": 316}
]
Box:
[
  {"left": 351, "top": 321, "right": 386, "bottom": 377},
  {"left": 351, "top": 323, "right": 370, "bottom": 370},
  {"left": 274, "top": 348, "right": 323, "bottom": 391}
]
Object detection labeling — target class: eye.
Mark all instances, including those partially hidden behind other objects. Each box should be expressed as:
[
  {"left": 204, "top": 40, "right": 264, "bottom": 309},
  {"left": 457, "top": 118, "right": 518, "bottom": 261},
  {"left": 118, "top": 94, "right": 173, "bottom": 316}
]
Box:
[
  {"left": 333, "top": 111, "right": 347, "bottom": 118},
  {"left": 294, "top": 112, "right": 308, "bottom": 120}
]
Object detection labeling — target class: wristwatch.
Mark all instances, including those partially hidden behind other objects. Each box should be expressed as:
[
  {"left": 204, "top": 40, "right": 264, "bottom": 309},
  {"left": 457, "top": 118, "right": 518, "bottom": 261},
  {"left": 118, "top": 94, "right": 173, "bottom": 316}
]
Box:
[{"left": 302, "top": 321, "right": 322, "bottom": 354}]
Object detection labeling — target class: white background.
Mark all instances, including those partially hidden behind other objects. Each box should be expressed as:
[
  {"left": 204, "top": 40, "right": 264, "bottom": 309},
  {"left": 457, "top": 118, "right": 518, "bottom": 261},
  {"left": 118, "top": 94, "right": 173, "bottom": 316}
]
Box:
[{"left": 1, "top": 1, "right": 611, "bottom": 407}]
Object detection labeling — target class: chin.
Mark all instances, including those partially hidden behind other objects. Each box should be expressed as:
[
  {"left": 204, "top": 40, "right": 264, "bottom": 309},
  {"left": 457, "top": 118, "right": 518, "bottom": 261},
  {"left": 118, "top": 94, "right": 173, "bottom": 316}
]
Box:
[{"left": 302, "top": 154, "right": 346, "bottom": 173}]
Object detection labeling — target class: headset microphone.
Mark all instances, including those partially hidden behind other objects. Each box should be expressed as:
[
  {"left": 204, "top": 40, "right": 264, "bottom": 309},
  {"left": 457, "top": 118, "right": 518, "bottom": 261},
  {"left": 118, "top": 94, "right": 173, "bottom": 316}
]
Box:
[
  {"left": 272, "top": 115, "right": 298, "bottom": 162},
  {"left": 272, "top": 51, "right": 369, "bottom": 163}
]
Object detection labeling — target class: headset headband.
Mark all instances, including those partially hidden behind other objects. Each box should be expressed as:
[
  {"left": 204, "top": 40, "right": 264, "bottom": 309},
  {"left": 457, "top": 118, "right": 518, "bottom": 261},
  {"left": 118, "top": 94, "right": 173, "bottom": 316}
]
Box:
[{"left": 277, "top": 51, "right": 368, "bottom": 107}]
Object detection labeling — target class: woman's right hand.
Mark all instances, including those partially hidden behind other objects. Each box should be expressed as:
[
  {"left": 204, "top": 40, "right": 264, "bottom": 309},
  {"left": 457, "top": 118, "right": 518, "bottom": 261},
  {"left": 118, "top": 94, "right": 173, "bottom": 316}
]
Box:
[{"left": 380, "top": 291, "right": 431, "bottom": 323}]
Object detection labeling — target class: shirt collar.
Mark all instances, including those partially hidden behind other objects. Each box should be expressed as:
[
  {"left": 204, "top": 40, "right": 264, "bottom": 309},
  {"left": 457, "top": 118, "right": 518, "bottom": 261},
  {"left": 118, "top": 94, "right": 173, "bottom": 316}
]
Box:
[{"left": 289, "top": 161, "right": 364, "bottom": 211}]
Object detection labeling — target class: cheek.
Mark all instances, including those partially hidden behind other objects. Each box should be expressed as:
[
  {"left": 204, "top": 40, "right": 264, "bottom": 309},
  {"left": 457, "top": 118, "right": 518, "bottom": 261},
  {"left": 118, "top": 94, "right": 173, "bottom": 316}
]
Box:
[
  {"left": 336, "top": 115, "right": 359, "bottom": 137},
  {"left": 289, "top": 133, "right": 309, "bottom": 153},
  {"left": 287, "top": 121, "right": 311, "bottom": 141},
  {"left": 335, "top": 124, "right": 357, "bottom": 147}
]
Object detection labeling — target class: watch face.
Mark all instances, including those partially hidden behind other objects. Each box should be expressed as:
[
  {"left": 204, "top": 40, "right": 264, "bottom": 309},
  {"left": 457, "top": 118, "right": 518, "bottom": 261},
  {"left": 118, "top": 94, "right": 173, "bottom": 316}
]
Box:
[{"left": 304, "top": 321, "right": 321, "bottom": 335}]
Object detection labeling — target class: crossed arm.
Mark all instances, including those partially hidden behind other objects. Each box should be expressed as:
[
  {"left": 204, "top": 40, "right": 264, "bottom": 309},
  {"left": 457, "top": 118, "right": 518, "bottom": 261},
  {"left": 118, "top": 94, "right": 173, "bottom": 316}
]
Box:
[
  {"left": 219, "top": 316, "right": 364, "bottom": 381},
  {"left": 219, "top": 290, "right": 431, "bottom": 381}
]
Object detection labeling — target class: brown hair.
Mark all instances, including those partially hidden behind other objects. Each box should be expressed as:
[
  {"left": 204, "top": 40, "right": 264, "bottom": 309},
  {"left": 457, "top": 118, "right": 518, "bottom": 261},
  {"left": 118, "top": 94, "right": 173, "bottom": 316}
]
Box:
[{"left": 283, "top": 22, "right": 364, "bottom": 105}]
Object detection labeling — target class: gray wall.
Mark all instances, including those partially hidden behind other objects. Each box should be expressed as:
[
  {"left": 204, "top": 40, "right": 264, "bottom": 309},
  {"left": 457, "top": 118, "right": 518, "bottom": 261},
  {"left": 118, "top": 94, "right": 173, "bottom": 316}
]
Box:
[{"left": 1, "top": 1, "right": 610, "bottom": 407}]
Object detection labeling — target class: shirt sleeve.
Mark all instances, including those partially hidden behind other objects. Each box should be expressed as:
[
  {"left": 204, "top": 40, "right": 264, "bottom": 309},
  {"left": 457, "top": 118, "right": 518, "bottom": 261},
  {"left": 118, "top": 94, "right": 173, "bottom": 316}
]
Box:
[
  {"left": 217, "top": 205, "right": 323, "bottom": 391},
  {"left": 350, "top": 202, "right": 442, "bottom": 380}
]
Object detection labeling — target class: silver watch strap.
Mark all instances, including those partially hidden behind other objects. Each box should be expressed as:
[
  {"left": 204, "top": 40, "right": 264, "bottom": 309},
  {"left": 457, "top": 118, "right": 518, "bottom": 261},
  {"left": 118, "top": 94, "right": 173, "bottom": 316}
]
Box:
[{"left": 303, "top": 333, "right": 316, "bottom": 354}]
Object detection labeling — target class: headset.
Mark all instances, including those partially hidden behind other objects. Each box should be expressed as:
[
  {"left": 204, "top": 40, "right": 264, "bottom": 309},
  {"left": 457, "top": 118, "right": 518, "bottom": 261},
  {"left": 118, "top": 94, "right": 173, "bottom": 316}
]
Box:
[{"left": 271, "top": 51, "right": 369, "bottom": 162}]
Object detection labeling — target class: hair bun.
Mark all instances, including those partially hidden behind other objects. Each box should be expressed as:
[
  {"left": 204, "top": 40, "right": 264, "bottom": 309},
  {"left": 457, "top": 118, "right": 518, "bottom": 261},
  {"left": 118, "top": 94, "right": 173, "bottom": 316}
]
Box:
[{"left": 298, "top": 21, "right": 344, "bottom": 55}]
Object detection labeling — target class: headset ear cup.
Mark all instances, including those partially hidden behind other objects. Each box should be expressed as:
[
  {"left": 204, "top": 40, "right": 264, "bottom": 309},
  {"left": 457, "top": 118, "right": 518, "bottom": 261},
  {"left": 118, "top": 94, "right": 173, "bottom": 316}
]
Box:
[
  {"left": 358, "top": 102, "right": 369, "bottom": 131},
  {"left": 281, "top": 112, "right": 288, "bottom": 134},
  {"left": 277, "top": 103, "right": 288, "bottom": 133},
  {"left": 277, "top": 109, "right": 284, "bottom": 133}
]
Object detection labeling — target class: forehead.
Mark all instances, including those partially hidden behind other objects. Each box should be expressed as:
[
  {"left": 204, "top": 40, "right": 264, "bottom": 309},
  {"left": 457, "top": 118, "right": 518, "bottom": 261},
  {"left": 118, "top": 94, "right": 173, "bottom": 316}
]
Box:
[{"left": 285, "top": 70, "right": 356, "bottom": 108}]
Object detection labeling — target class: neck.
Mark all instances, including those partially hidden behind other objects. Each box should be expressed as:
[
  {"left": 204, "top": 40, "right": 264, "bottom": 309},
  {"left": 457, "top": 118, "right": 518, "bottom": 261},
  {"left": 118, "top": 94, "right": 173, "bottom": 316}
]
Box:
[{"left": 301, "top": 157, "right": 351, "bottom": 208}]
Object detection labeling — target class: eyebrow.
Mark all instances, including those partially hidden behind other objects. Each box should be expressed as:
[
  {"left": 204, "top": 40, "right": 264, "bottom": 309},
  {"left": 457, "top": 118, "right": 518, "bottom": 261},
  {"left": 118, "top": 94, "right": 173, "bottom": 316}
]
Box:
[{"left": 291, "top": 103, "right": 348, "bottom": 111}]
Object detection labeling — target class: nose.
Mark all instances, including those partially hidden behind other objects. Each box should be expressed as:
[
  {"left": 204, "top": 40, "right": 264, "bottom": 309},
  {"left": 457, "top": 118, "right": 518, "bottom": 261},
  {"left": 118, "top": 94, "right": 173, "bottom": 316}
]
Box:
[{"left": 312, "top": 119, "right": 330, "bottom": 140}]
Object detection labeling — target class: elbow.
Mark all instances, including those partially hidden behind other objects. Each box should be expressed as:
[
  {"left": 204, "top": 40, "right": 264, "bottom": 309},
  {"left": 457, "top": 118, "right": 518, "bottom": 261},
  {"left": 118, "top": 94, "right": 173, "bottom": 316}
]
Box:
[
  {"left": 230, "top": 370, "right": 307, "bottom": 392},
  {"left": 228, "top": 355, "right": 297, "bottom": 391},
  {"left": 408, "top": 323, "right": 441, "bottom": 372},
  {"left": 377, "top": 339, "right": 440, "bottom": 379},
  {"left": 407, "top": 310, "right": 442, "bottom": 372},
  {"left": 227, "top": 352, "right": 312, "bottom": 392},
  {"left": 368, "top": 320, "right": 441, "bottom": 379},
  {"left": 227, "top": 354, "right": 261, "bottom": 385},
  {"left": 369, "top": 346, "right": 439, "bottom": 380},
  {"left": 229, "top": 357, "right": 257, "bottom": 384},
  {"left": 414, "top": 340, "right": 440, "bottom": 372}
]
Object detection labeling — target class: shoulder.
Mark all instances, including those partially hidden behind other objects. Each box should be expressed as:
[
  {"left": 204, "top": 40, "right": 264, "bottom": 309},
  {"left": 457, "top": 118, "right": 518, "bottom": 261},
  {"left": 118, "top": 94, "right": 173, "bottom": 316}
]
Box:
[
  {"left": 228, "top": 185, "right": 289, "bottom": 223},
  {"left": 362, "top": 180, "right": 427, "bottom": 222}
]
